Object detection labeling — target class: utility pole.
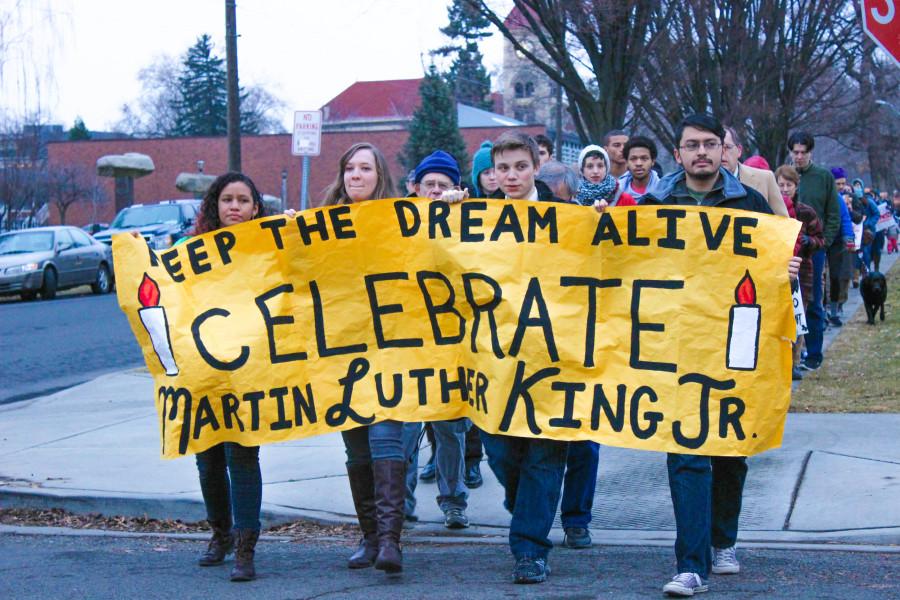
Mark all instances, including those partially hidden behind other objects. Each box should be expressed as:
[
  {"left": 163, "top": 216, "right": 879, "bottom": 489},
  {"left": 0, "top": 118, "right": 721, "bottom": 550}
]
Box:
[{"left": 225, "top": 0, "right": 241, "bottom": 172}]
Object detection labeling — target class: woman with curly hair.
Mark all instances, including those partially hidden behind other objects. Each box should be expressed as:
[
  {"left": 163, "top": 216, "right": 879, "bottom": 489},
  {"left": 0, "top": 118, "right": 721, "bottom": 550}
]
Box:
[{"left": 191, "top": 172, "right": 267, "bottom": 581}]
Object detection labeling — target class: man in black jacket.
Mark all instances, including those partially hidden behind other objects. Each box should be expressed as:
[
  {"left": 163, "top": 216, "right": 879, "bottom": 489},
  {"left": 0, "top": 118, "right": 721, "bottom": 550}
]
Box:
[{"left": 642, "top": 114, "right": 800, "bottom": 597}]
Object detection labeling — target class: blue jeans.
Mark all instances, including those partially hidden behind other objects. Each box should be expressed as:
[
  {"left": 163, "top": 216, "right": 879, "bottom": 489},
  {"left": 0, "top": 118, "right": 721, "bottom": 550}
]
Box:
[
  {"left": 341, "top": 420, "right": 405, "bottom": 465},
  {"left": 667, "top": 453, "right": 711, "bottom": 578},
  {"left": 195, "top": 443, "right": 262, "bottom": 530},
  {"left": 711, "top": 456, "right": 747, "bottom": 549},
  {"left": 805, "top": 249, "right": 827, "bottom": 362},
  {"left": 404, "top": 420, "right": 470, "bottom": 512},
  {"left": 560, "top": 441, "right": 599, "bottom": 529},
  {"left": 481, "top": 432, "right": 568, "bottom": 559},
  {"left": 402, "top": 422, "right": 422, "bottom": 517}
]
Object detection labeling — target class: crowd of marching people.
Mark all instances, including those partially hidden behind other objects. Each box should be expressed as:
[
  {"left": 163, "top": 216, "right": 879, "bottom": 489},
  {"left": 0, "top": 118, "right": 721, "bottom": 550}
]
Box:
[{"left": 181, "top": 113, "right": 897, "bottom": 596}]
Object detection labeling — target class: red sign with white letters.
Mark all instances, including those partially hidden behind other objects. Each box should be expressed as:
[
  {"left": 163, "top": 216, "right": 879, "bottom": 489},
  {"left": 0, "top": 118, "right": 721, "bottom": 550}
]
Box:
[{"left": 862, "top": 0, "right": 900, "bottom": 67}]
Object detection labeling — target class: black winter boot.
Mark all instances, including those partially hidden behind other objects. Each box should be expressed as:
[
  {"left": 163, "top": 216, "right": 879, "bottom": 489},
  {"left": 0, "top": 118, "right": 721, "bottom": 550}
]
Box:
[
  {"left": 346, "top": 462, "right": 378, "bottom": 568},
  {"left": 198, "top": 518, "right": 234, "bottom": 566},
  {"left": 373, "top": 459, "right": 406, "bottom": 573}
]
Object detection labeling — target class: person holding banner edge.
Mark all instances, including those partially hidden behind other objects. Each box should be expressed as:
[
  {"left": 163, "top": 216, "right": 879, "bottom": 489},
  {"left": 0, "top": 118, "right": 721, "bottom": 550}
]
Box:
[
  {"left": 637, "top": 114, "right": 801, "bottom": 597},
  {"left": 322, "top": 142, "right": 409, "bottom": 574},
  {"left": 185, "top": 172, "right": 267, "bottom": 582}
]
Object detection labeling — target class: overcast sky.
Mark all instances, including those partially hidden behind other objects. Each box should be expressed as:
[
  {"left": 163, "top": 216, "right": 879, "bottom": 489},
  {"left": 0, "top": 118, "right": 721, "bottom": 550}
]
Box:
[{"left": 0, "top": 0, "right": 511, "bottom": 131}]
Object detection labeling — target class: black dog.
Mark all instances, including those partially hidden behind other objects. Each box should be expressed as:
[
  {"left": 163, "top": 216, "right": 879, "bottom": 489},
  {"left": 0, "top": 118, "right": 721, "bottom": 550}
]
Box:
[{"left": 860, "top": 271, "right": 887, "bottom": 325}]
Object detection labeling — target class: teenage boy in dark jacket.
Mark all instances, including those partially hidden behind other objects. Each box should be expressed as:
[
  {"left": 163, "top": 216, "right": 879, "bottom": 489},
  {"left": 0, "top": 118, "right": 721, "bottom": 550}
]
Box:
[
  {"left": 473, "top": 132, "right": 568, "bottom": 584},
  {"left": 640, "top": 114, "right": 800, "bottom": 597}
]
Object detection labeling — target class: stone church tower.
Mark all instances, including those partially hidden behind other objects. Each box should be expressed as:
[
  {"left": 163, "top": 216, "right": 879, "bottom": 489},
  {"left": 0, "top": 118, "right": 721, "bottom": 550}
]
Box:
[{"left": 499, "top": 7, "right": 556, "bottom": 126}]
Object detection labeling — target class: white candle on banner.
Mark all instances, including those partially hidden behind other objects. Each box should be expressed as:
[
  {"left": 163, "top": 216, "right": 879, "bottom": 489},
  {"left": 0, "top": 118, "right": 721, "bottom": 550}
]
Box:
[
  {"left": 137, "top": 273, "right": 179, "bottom": 376},
  {"left": 726, "top": 271, "right": 760, "bottom": 371}
]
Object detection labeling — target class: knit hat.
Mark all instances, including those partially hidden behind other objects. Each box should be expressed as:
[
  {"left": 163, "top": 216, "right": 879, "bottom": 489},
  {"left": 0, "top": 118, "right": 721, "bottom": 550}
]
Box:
[
  {"left": 578, "top": 144, "right": 609, "bottom": 171},
  {"left": 830, "top": 167, "right": 847, "bottom": 180},
  {"left": 471, "top": 141, "right": 493, "bottom": 197},
  {"left": 414, "top": 150, "right": 461, "bottom": 186},
  {"left": 743, "top": 155, "right": 771, "bottom": 170}
]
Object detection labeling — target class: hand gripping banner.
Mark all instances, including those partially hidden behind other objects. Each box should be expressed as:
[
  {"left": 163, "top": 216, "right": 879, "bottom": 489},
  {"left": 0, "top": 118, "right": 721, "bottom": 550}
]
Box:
[{"left": 113, "top": 199, "right": 800, "bottom": 459}]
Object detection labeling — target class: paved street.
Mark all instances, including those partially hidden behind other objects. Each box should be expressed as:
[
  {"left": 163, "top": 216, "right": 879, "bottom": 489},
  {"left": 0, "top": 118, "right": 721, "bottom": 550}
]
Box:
[
  {"left": 1, "top": 532, "right": 897, "bottom": 600},
  {"left": 0, "top": 291, "right": 143, "bottom": 404}
]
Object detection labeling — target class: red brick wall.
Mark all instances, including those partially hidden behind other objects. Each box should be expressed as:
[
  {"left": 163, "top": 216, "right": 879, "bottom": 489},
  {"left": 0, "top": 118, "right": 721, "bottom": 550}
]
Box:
[{"left": 46, "top": 125, "right": 545, "bottom": 226}]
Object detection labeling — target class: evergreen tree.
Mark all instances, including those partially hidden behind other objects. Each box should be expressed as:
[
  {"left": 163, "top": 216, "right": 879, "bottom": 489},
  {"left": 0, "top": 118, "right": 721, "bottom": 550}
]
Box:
[
  {"left": 400, "top": 65, "right": 469, "bottom": 182},
  {"left": 170, "top": 35, "right": 264, "bottom": 137},
  {"left": 172, "top": 35, "right": 228, "bottom": 136},
  {"left": 434, "top": 0, "right": 493, "bottom": 110},
  {"left": 67, "top": 117, "right": 91, "bottom": 140}
]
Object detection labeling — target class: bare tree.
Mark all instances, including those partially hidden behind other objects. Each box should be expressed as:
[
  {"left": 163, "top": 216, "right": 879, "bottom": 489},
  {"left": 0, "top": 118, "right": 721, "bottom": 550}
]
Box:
[
  {"left": 0, "top": 116, "right": 47, "bottom": 230},
  {"left": 115, "top": 50, "right": 287, "bottom": 138},
  {"left": 463, "top": 0, "right": 673, "bottom": 142},
  {"left": 113, "top": 55, "right": 181, "bottom": 137},
  {"left": 632, "top": 0, "right": 857, "bottom": 165},
  {"left": 46, "top": 164, "right": 104, "bottom": 225}
]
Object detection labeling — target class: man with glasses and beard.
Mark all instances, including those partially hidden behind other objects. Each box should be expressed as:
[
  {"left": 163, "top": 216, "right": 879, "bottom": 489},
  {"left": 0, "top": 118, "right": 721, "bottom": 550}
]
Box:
[{"left": 641, "top": 114, "right": 800, "bottom": 597}]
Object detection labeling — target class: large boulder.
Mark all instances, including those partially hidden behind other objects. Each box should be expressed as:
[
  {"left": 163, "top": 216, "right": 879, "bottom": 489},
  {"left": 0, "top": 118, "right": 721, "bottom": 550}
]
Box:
[
  {"left": 96, "top": 153, "right": 155, "bottom": 178},
  {"left": 175, "top": 172, "right": 217, "bottom": 193}
]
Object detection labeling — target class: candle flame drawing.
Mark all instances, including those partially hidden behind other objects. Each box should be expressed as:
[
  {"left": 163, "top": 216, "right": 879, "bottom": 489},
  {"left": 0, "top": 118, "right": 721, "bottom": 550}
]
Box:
[
  {"left": 137, "top": 273, "right": 179, "bottom": 376},
  {"left": 138, "top": 273, "right": 160, "bottom": 307},
  {"left": 726, "top": 271, "right": 760, "bottom": 371},
  {"left": 735, "top": 271, "right": 756, "bottom": 305}
]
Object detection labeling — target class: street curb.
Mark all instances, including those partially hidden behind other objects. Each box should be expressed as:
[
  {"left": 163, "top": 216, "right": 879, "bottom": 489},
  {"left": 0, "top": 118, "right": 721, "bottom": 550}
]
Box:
[
  {"left": 3, "top": 487, "right": 899, "bottom": 548},
  {"left": 2, "top": 523, "right": 898, "bottom": 554}
]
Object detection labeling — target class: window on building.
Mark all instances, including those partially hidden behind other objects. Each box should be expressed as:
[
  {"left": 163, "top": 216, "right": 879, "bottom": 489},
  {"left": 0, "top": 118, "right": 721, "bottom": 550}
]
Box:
[
  {"left": 515, "top": 82, "right": 524, "bottom": 99},
  {"left": 525, "top": 82, "right": 534, "bottom": 97}
]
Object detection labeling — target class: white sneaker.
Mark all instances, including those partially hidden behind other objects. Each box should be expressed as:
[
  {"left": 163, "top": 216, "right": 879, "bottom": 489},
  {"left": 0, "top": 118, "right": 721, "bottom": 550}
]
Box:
[
  {"left": 711, "top": 545, "right": 740, "bottom": 574},
  {"left": 663, "top": 572, "right": 709, "bottom": 596}
]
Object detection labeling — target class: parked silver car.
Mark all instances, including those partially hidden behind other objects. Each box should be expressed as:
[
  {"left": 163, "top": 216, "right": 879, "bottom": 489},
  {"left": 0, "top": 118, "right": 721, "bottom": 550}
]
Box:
[{"left": 0, "top": 226, "right": 114, "bottom": 300}]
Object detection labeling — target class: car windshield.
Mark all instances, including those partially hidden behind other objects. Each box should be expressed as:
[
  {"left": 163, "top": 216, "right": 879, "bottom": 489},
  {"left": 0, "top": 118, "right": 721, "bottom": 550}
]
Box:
[
  {"left": 0, "top": 231, "right": 54, "bottom": 255},
  {"left": 111, "top": 205, "right": 182, "bottom": 228}
]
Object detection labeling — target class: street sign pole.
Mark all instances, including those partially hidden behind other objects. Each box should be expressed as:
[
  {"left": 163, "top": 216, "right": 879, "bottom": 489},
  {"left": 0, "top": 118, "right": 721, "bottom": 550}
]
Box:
[
  {"left": 291, "top": 110, "right": 323, "bottom": 211},
  {"left": 301, "top": 156, "right": 310, "bottom": 211}
]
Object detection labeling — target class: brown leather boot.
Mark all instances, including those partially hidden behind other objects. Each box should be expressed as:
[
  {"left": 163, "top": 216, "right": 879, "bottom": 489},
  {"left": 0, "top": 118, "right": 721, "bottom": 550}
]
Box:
[
  {"left": 346, "top": 462, "right": 378, "bottom": 569},
  {"left": 230, "top": 528, "right": 259, "bottom": 582},
  {"left": 372, "top": 459, "right": 406, "bottom": 573},
  {"left": 197, "top": 518, "right": 233, "bottom": 566}
]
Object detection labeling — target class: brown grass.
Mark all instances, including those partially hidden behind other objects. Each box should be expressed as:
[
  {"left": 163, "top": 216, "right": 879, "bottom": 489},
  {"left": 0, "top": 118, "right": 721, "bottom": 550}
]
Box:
[{"left": 791, "top": 262, "right": 899, "bottom": 413}]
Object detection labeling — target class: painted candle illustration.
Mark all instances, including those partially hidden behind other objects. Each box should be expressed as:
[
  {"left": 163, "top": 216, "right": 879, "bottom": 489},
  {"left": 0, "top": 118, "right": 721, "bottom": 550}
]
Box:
[
  {"left": 137, "top": 273, "right": 179, "bottom": 376},
  {"left": 726, "top": 271, "right": 760, "bottom": 371}
]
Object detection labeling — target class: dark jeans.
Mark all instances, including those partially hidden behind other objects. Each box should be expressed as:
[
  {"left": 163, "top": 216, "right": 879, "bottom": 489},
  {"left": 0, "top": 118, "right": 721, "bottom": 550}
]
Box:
[
  {"left": 560, "top": 441, "right": 599, "bottom": 529},
  {"left": 465, "top": 425, "right": 483, "bottom": 465},
  {"left": 342, "top": 420, "right": 405, "bottom": 465},
  {"left": 805, "top": 249, "right": 827, "bottom": 362},
  {"left": 195, "top": 442, "right": 262, "bottom": 530},
  {"left": 711, "top": 456, "right": 747, "bottom": 549},
  {"left": 667, "top": 453, "right": 711, "bottom": 578},
  {"left": 481, "top": 433, "right": 567, "bottom": 559}
]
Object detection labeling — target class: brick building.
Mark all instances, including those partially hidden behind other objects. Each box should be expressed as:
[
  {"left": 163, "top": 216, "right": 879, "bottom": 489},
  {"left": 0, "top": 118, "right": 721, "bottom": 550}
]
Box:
[{"left": 47, "top": 78, "right": 542, "bottom": 227}]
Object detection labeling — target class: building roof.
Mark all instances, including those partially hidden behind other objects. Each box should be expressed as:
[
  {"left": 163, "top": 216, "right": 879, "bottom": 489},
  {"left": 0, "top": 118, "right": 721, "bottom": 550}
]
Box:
[
  {"left": 321, "top": 79, "right": 523, "bottom": 130},
  {"left": 322, "top": 79, "right": 423, "bottom": 122},
  {"left": 504, "top": 5, "right": 538, "bottom": 29},
  {"left": 457, "top": 103, "right": 524, "bottom": 128}
]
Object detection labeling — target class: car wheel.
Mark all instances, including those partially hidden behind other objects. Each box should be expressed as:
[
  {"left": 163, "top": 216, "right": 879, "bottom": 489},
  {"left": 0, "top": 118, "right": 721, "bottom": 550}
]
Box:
[
  {"left": 20, "top": 291, "right": 37, "bottom": 301},
  {"left": 40, "top": 267, "right": 58, "bottom": 300},
  {"left": 92, "top": 263, "right": 112, "bottom": 294}
]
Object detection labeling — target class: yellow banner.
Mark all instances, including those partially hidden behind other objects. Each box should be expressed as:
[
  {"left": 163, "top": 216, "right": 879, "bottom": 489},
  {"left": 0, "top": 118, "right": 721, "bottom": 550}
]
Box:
[{"left": 114, "top": 199, "right": 800, "bottom": 459}]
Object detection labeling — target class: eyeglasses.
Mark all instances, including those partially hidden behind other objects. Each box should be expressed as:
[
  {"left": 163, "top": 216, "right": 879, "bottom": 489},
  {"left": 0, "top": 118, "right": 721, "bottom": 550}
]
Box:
[
  {"left": 420, "top": 181, "right": 457, "bottom": 191},
  {"left": 679, "top": 140, "right": 722, "bottom": 152},
  {"left": 723, "top": 143, "right": 738, "bottom": 151}
]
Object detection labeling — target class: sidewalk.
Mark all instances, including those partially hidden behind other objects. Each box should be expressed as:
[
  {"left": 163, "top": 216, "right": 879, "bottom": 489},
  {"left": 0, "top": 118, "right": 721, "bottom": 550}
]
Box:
[{"left": 1, "top": 254, "right": 897, "bottom": 549}]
